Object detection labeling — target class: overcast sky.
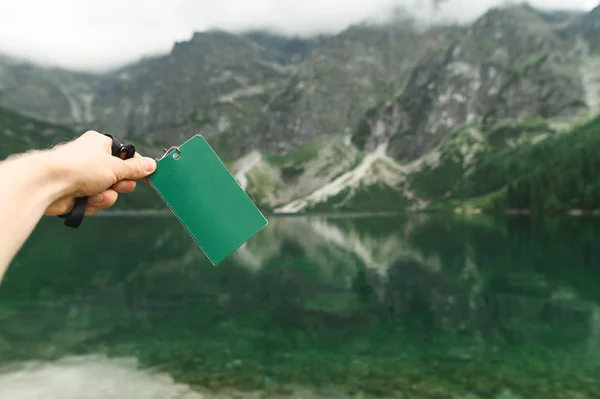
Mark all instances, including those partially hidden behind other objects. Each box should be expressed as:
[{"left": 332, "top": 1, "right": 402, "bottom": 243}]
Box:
[{"left": 0, "top": 0, "right": 596, "bottom": 72}]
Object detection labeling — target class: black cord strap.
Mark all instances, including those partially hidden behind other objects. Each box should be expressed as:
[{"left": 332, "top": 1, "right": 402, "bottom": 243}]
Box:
[{"left": 58, "top": 133, "right": 136, "bottom": 228}]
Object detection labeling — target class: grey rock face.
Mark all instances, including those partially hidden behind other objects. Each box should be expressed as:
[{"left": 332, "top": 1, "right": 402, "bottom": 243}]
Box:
[
  {"left": 353, "top": 5, "right": 588, "bottom": 162},
  {"left": 574, "top": 6, "right": 600, "bottom": 53},
  {"left": 0, "top": 57, "right": 100, "bottom": 129},
  {"left": 92, "top": 31, "right": 293, "bottom": 144},
  {"left": 253, "top": 22, "right": 429, "bottom": 155}
]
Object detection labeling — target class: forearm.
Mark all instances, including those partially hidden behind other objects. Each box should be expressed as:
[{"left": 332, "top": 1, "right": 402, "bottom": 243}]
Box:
[{"left": 0, "top": 151, "right": 69, "bottom": 281}]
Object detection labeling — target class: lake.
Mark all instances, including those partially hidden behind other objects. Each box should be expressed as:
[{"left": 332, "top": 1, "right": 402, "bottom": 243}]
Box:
[{"left": 1, "top": 214, "right": 600, "bottom": 399}]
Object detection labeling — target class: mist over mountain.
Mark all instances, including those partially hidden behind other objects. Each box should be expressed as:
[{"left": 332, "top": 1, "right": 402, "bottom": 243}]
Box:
[{"left": 0, "top": 0, "right": 595, "bottom": 71}]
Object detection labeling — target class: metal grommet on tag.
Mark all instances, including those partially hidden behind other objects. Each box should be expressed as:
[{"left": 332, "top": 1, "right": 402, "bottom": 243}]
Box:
[{"left": 156, "top": 146, "right": 181, "bottom": 162}]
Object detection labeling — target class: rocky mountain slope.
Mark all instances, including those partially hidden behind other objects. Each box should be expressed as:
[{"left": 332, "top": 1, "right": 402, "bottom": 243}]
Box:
[
  {"left": 0, "top": 106, "right": 75, "bottom": 155},
  {"left": 0, "top": 31, "right": 323, "bottom": 157},
  {"left": 3, "top": 4, "right": 600, "bottom": 213}
]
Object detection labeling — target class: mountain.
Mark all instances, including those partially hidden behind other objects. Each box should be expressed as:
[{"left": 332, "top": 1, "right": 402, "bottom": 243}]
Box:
[
  {"left": 3, "top": 3, "right": 600, "bottom": 214},
  {"left": 0, "top": 56, "right": 99, "bottom": 129},
  {"left": 0, "top": 106, "right": 75, "bottom": 156},
  {"left": 0, "top": 31, "right": 325, "bottom": 157},
  {"left": 572, "top": 5, "right": 600, "bottom": 53}
]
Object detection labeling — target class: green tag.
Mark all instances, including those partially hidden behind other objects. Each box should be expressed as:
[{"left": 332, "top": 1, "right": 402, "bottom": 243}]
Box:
[{"left": 147, "top": 134, "right": 268, "bottom": 265}]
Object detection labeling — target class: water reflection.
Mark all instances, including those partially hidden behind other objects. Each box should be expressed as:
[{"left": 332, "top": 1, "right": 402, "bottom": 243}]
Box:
[{"left": 1, "top": 214, "right": 600, "bottom": 398}]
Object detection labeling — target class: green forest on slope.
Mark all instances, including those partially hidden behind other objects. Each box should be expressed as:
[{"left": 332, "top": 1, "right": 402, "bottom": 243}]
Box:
[
  {"left": 0, "top": 106, "right": 75, "bottom": 156},
  {"left": 423, "top": 116, "right": 600, "bottom": 213}
]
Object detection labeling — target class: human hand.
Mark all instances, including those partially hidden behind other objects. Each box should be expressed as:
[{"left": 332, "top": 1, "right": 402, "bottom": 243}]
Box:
[{"left": 42, "top": 130, "right": 157, "bottom": 216}]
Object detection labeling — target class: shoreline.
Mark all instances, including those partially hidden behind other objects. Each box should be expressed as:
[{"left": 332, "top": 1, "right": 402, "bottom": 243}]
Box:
[{"left": 45, "top": 208, "right": 600, "bottom": 219}]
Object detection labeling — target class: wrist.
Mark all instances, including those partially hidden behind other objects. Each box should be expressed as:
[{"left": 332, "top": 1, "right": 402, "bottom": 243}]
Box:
[
  {"left": 38, "top": 149, "right": 74, "bottom": 201},
  {"left": 2, "top": 150, "right": 72, "bottom": 208}
]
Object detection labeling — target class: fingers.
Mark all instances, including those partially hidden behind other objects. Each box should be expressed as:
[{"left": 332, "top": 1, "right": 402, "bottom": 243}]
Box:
[
  {"left": 112, "top": 179, "right": 137, "bottom": 193},
  {"left": 86, "top": 206, "right": 104, "bottom": 216},
  {"left": 88, "top": 189, "right": 118, "bottom": 208},
  {"left": 134, "top": 152, "right": 154, "bottom": 187},
  {"left": 111, "top": 154, "right": 157, "bottom": 182},
  {"left": 86, "top": 189, "right": 117, "bottom": 215},
  {"left": 47, "top": 188, "right": 124, "bottom": 217}
]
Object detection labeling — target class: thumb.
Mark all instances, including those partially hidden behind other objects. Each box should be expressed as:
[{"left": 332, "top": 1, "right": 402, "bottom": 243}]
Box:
[{"left": 111, "top": 156, "right": 157, "bottom": 181}]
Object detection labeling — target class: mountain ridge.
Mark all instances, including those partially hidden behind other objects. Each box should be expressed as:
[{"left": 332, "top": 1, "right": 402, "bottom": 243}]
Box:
[{"left": 3, "top": 3, "right": 600, "bottom": 214}]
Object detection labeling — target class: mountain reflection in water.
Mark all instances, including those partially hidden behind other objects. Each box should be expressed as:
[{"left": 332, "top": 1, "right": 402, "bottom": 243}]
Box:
[{"left": 1, "top": 214, "right": 600, "bottom": 398}]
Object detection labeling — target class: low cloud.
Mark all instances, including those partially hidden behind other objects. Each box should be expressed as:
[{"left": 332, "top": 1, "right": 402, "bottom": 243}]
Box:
[{"left": 0, "top": 0, "right": 595, "bottom": 72}]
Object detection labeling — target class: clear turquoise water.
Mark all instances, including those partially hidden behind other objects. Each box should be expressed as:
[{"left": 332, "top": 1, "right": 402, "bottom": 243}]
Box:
[{"left": 1, "top": 214, "right": 600, "bottom": 398}]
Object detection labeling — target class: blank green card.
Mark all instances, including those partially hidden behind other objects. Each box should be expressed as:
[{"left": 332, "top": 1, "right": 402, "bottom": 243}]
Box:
[{"left": 147, "top": 134, "right": 268, "bottom": 265}]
